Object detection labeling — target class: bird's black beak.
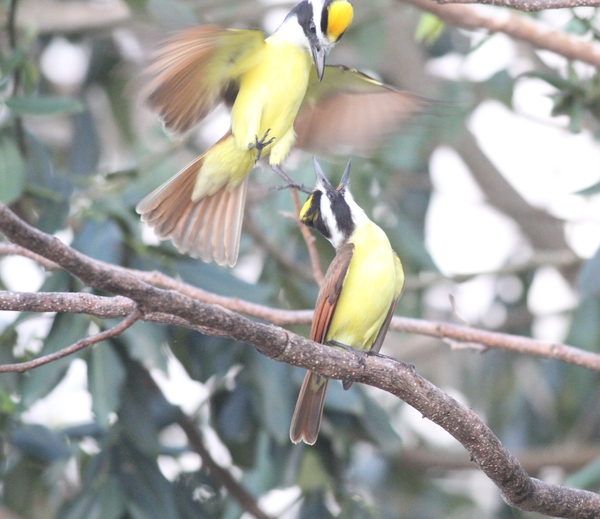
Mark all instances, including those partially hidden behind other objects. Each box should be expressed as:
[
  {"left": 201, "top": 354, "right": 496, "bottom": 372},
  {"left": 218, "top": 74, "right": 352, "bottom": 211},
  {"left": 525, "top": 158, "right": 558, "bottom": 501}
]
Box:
[
  {"left": 313, "top": 157, "right": 332, "bottom": 189},
  {"left": 339, "top": 160, "right": 351, "bottom": 190},
  {"left": 310, "top": 42, "right": 326, "bottom": 81}
]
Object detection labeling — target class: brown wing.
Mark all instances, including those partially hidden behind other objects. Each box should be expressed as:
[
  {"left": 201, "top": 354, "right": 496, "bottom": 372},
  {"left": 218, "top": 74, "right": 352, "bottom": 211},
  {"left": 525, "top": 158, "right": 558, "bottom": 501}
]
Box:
[
  {"left": 142, "top": 26, "right": 265, "bottom": 134},
  {"left": 311, "top": 242, "right": 355, "bottom": 343},
  {"left": 294, "top": 66, "right": 429, "bottom": 157}
]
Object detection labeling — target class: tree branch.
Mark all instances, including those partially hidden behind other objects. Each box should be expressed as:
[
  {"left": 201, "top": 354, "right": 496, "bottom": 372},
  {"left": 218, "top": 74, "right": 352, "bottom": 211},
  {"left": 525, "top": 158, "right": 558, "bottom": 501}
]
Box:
[
  {"left": 288, "top": 187, "right": 324, "bottom": 286},
  {"left": 0, "top": 308, "right": 141, "bottom": 372},
  {"left": 2, "top": 280, "right": 600, "bottom": 372},
  {"left": 397, "top": 444, "right": 600, "bottom": 473},
  {"left": 0, "top": 203, "right": 599, "bottom": 517},
  {"left": 403, "top": 0, "right": 600, "bottom": 67},
  {"left": 435, "top": 0, "right": 600, "bottom": 11}
]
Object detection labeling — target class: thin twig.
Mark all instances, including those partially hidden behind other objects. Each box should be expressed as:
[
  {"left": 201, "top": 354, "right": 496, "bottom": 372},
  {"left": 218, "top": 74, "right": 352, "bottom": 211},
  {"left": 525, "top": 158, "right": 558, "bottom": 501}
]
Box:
[
  {"left": 2, "top": 275, "right": 600, "bottom": 371},
  {"left": 435, "top": 0, "right": 600, "bottom": 11},
  {"left": 288, "top": 188, "right": 324, "bottom": 286},
  {"left": 111, "top": 345, "right": 274, "bottom": 519},
  {"left": 0, "top": 243, "right": 61, "bottom": 270},
  {"left": 0, "top": 308, "right": 141, "bottom": 372},
  {"left": 403, "top": 0, "right": 600, "bottom": 68},
  {"left": 178, "top": 417, "right": 274, "bottom": 519},
  {"left": 243, "top": 214, "right": 315, "bottom": 282}
]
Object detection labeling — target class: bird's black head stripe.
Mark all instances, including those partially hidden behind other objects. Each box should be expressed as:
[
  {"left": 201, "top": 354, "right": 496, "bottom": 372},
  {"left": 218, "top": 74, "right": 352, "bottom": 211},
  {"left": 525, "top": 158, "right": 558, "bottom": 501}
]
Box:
[{"left": 330, "top": 190, "right": 354, "bottom": 240}]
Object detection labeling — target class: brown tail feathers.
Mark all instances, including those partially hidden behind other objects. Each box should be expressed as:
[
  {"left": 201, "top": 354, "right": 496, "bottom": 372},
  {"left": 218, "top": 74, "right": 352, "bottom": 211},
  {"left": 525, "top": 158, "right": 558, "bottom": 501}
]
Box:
[
  {"left": 136, "top": 155, "right": 248, "bottom": 267},
  {"left": 289, "top": 371, "right": 329, "bottom": 445}
]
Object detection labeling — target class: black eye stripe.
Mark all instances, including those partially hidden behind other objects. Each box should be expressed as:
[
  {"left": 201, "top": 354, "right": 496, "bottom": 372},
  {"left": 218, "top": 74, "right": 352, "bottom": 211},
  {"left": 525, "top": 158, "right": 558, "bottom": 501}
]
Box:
[{"left": 320, "top": 2, "right": 329, "bottom": 34}]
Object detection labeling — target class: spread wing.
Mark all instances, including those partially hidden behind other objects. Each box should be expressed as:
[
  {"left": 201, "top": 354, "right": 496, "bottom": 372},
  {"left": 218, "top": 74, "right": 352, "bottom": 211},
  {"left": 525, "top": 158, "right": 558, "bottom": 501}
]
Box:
[
  {"left": 371, "top": 252, "right": 405, "bottom": 354},
  {"left": 142, "top": 26, "right": 265, "bottom": 134},
  {"left": 310, "top": 243, "right": 355, "bottom": 343},
  {"left": 294, "top": 66, "right": 429, "bottom": 156}
]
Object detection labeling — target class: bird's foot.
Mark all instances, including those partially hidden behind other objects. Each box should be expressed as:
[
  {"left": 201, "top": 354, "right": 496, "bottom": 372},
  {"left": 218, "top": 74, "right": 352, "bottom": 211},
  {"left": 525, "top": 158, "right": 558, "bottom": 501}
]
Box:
[
  {"left": 368, "top": 351, "right": 417, "bottom": 374},
  {"left": 248, "top": 129, "right": 276, "bottom": 162},
  {"left": 270, "top": 164, "right": 312, "bottom": 194},
  {"left": 328, "top": 340, "right": 367, "bottom": 370}
]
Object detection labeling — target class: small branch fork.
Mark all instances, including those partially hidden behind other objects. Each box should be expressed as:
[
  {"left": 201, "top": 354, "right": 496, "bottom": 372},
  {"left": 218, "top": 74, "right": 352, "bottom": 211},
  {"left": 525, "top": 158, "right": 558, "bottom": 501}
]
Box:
[
  {"left": 286, "top": 175, "right": 325, "bottom": 286},
  {"left": 1, "top": 203, "right": 600, "bottom": 518},
  {"left": 0, "top": 309, "right": 142, "bottom": 373}
]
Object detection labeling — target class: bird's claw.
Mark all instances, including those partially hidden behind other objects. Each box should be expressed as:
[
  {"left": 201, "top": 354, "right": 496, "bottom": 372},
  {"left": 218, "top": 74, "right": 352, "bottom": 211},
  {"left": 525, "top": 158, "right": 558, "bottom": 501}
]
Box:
[
  {"left": 270, "top": 164, "right": 312, "bottom": 194},
  {"left": 248, "top": 129, "right": 276, "bottom": 162},
  {"left": 328, "top": 340, "right": 367, "bottom": 370}
]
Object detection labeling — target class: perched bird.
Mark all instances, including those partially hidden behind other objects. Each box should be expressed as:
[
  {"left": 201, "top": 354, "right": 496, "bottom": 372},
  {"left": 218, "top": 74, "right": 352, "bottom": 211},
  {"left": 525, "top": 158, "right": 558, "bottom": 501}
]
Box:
[
  {"left": 290, "top": 158, "right": 404, "bottom": 445},
  {"left": 137, "top": 0, "right": 425, "bottom": 266}
]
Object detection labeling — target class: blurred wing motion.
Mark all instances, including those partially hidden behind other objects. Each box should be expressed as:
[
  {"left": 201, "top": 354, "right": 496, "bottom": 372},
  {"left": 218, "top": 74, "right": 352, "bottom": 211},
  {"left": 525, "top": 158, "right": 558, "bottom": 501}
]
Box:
[
  {"left": 142, "top": 26, "right": 265, "bottom": 133},
  {"left": 290, "top": 243, "right": 354, "bottom": 445},
  {"left": 138, "top": 27, "right": 264, "bottom": 266},
  {"left": 294, "top": 65, "right": 428, "bottom": 156}
]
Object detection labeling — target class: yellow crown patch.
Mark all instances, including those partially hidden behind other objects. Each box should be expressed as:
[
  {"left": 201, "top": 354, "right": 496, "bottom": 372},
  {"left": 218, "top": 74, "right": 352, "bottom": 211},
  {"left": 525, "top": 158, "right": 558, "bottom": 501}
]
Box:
[{"left": 327, "top": 1, "right": 353, "bottom": 42}]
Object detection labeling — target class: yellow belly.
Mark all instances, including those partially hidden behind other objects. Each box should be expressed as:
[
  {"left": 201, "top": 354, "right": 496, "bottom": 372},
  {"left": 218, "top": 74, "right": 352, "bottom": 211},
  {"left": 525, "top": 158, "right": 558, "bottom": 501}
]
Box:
[
  {"left": 231, "top": 41, "right": 311, "bottom": 160},
  {"left": 326, "top": 222, "right": 399, "bottom": 351}
]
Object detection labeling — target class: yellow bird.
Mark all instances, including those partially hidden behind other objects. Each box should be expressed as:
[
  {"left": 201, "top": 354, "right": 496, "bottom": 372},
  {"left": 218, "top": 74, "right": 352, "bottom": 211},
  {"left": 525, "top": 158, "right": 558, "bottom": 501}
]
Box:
[
  {"left": 290, "top": 158, "right": 404, "bottom": 445},
  {"left": 137, "top": 0, "right": 424, "bottom": 266}
]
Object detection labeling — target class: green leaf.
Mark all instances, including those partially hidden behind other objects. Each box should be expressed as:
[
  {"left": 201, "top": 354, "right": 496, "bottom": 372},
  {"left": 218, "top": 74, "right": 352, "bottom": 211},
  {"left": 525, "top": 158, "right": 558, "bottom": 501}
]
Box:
[
  {"left": 250, "top": 353, "right": 294, "bottom": 444},
  {"left": 88, "top": 344, "right": 125, "bottom": 428},
  {"left": 3, "top": 457, "right": 47, "bottom": 518},
  {"left": 565, "top": 455, "right": 600, "bottom": 489},
  {"left": 10, "top": 424, "right": 71, "bottom": 464},
  {"left": 117, "top": 441, "right": 181, "bottom": 519},
  {"left": 415, "top": 13, "right": 445, "bottom": 46},
  {"left": 20, "top": 313, "right": 91, "bottom": 409},
  {"left": 5, "top": 96, "right": 84, "bottom": 116},
  {"left": 577, "top": 246, "right": 600, "bottom": 298},
  {"left": 564, "top": 16, "right": 589, "bottom": 36},
  {"left": 574, "top": 179, "right": 600, "bottom": 195},
  {"left": 0, "top": 135, "right": 26, "bottom": 204},
  {"left": 357, "top": 387, "right": 402, "bottom": 455},
  {"left": 69, "top": 110, "right": 100, "bottom": 176},
  {"left": 147, "top": 0, "right": 199, "bottom": 28},
  {"left": 297, "top": 455, "right": 332, "bottom": 493},
  {"left": 298, "top": 490, "right": 333, "bottom": 519},
  {"left": 72, "top": 218, "right": 123, "bottom": 265},
  {"left": 24, "top": 132, "right": 73, "bottom": 233}
]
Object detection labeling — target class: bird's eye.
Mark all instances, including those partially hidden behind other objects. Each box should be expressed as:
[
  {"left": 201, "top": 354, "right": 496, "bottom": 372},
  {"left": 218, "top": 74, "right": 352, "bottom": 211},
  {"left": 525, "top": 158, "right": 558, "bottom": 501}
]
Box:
[
  {"left": 327, "top": 192, "right": 335, "bottom": 201},
  {"left": 308, "top": 21, "right": 316, "bottom": 33}
]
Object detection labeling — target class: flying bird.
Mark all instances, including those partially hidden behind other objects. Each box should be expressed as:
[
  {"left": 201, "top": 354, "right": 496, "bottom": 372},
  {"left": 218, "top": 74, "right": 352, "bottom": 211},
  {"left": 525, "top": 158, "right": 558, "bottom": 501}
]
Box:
[{"left": 137, "top": 0, "right": 425, "bottom": 266}]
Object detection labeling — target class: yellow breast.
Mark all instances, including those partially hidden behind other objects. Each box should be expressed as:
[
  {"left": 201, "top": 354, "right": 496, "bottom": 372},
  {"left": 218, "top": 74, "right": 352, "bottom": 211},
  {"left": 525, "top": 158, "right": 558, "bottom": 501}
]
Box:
[
  {"left": 326, "top": 222, "right": 400, "bottom": 351},
  {"left": 231, "top": 40, "right": 311, "bottom": 152}
]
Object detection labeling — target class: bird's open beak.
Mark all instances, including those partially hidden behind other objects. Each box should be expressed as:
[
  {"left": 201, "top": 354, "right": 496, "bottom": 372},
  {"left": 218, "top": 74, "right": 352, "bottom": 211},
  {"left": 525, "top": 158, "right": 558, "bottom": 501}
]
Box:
[{"left": 311, "top": 43, "right": 326, "bottom": 81}]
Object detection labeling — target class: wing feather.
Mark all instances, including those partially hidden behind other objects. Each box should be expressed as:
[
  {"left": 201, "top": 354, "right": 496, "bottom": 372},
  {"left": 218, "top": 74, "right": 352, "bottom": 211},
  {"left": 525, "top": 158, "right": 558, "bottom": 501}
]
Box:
[
  {"left": 310, "top": 243, "right": 355, "bottom": 343},
  {"left": 295, "top": 66, "right": 429, "bottom": 156},
  {"left": 142, "top": 26, "right": 265, "bottom": 134}
]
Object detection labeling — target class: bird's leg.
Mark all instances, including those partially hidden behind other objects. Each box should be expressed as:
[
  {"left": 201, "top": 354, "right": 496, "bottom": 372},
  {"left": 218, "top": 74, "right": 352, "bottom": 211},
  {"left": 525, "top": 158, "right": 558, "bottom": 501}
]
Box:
[
  {"left": 248, "top": 129, "right": 275, "bottom": 162},
  {"left": 327, "top": 340, "right": 367, "bottom": 369},
  {"left": 270, "top": 164, "right": 312, "bottom": 194}
]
